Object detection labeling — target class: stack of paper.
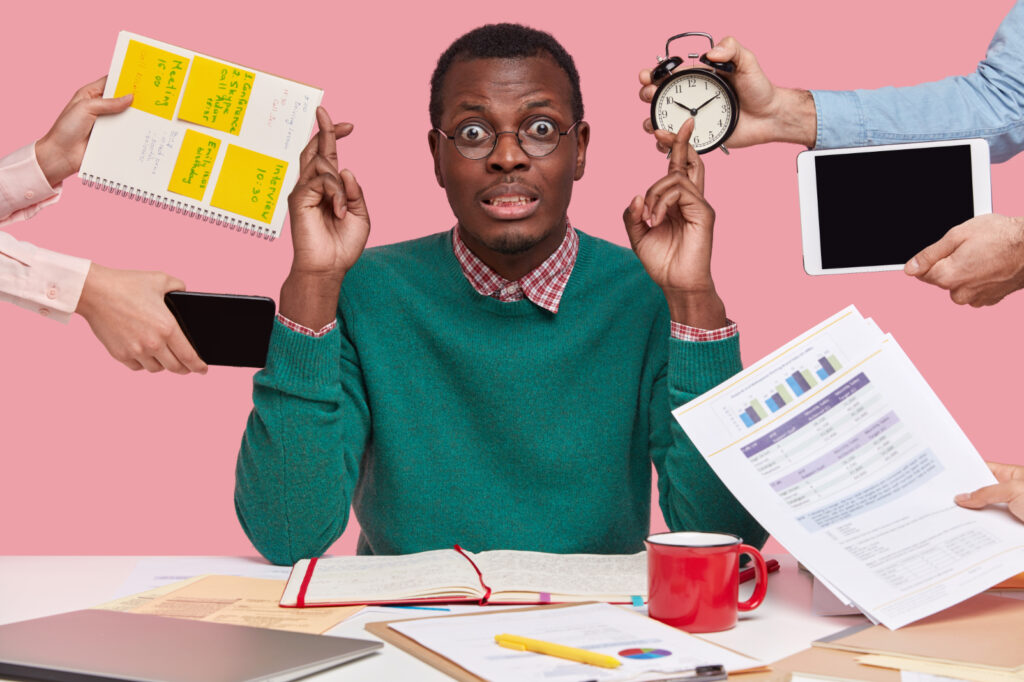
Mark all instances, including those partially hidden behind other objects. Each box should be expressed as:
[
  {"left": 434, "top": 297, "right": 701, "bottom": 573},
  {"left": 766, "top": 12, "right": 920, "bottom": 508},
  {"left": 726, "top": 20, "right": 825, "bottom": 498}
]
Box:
[
  {"left": 673, "top": 306, "right": 1024, "bottom": 629},
  {"left": 815, "top": 593, "right": 1024, "bottom": 681}
]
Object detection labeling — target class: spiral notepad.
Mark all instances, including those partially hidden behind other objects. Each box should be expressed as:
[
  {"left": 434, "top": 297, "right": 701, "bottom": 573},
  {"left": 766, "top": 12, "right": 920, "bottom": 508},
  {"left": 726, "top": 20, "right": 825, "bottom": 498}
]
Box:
[{"left": 80, "top": 31, "right": 323, "bottom": 240}]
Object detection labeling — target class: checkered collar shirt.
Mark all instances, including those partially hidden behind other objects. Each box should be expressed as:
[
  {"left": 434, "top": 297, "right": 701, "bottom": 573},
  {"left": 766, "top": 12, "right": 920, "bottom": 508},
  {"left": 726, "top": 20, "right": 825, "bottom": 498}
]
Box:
[{"left": 451, "top": 221, "right": 577, "bottom": 314}]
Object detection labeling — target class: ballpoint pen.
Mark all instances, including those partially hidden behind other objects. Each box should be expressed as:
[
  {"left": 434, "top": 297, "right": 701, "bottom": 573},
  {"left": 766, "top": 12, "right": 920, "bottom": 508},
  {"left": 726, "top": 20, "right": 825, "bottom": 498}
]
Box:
[
  {"left": 494, "top": 633, "right": 621, "bottom": 668},
  {"left": 661, "top": 664, "right": 728, "bottom": 681},
  {"left": 579, "top": 663, "right": 727, "bottom": 682}
]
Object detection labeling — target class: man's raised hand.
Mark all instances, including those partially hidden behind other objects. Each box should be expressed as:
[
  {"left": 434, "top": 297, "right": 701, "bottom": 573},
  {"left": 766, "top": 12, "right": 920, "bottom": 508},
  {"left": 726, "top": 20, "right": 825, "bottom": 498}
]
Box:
[
  {"left": 623, "top": 118, "right": 726, "bottom": 329},
  {"left": 280, "top": 107, "right": 369, "bottom": 329}
]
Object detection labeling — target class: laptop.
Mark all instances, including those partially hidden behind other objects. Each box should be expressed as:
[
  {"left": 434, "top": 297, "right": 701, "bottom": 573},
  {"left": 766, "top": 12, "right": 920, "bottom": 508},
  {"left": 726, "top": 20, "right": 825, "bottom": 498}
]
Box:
[{"left": 0, "top": 609, "right": 382, "bottom": 682}]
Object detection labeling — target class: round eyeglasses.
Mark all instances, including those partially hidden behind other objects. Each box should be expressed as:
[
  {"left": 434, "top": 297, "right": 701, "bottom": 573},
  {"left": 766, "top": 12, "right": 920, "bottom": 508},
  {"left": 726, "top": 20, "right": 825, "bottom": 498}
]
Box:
[{"left": 435, "top": 115, "right": 582, "bottom": 160}]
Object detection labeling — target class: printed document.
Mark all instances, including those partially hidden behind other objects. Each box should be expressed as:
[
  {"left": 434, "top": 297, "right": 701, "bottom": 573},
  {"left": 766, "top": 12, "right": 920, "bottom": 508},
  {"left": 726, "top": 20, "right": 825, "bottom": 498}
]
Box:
[
  {"left": 673, "top": 306, "right": 1024, "bottom": 629},
  {"left": 390, "top": 602, "right": 763, "bottom": 681}
]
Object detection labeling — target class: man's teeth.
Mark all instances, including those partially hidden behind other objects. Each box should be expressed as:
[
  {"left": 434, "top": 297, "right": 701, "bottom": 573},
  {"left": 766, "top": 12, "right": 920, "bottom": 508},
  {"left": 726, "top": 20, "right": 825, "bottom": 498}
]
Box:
[{"left": 488, "top": 196, "right": 532, "bottom": 206}]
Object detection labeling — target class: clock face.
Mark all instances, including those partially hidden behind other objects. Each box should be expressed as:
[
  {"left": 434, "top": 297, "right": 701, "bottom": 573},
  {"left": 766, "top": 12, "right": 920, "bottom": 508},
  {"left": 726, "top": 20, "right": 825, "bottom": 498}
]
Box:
[{"left": 651, "top": 69, "right": 738, "bottom": 153}]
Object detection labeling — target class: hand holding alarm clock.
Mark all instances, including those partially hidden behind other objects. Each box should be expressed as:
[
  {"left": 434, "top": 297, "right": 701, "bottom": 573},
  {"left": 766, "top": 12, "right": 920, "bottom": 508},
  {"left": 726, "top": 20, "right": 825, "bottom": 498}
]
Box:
[
  {"left": 639, "top": 35, "right": 818, "bottom": 154},
  {"left": 647, "top": 32, "right": 740, "bottom": 154}
]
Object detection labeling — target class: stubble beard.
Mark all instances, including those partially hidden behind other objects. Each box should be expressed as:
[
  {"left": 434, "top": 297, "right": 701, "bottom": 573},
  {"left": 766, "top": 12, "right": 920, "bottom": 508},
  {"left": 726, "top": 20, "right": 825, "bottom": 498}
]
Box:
[{"left": 484, "top": 228, "right": 543, "bottom": 255}]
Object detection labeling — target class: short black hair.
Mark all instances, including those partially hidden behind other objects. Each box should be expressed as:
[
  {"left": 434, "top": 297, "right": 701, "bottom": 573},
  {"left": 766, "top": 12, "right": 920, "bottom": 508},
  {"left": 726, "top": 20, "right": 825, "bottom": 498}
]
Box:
[{"left": 429, "top": 23, "right": 584, "bottom": 128}]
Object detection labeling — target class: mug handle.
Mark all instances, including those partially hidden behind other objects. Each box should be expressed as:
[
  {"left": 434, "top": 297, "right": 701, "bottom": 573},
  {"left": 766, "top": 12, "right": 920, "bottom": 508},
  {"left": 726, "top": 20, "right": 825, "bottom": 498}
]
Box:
[{"left": 737, "top": 544, "right": 768, "bottom": 611}]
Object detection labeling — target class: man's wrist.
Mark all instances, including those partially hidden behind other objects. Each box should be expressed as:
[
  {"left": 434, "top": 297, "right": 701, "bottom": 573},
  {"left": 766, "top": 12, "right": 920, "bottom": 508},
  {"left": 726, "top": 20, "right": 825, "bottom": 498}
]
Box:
[
  {"left": 279, "top": 271, "right": 343, "bottom": 330},
  {"left": 771, "top": 88, "right": 818, "bottom": 148},
  {"left": 664, "top": 288, "right": 727, "bottom": 330}
]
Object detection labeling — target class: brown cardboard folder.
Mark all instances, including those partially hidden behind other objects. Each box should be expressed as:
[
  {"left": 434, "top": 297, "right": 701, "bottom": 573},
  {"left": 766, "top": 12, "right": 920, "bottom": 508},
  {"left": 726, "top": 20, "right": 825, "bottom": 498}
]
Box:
[{"left": 813, "top": 593, "right": 1024, "bottom": 673}]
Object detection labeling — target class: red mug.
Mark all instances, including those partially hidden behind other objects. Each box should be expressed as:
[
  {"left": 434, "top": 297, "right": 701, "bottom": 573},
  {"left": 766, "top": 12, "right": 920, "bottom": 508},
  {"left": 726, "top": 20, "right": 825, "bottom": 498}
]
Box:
[{"left": 646, "top": 531, "right": 768, "bottom": 633}]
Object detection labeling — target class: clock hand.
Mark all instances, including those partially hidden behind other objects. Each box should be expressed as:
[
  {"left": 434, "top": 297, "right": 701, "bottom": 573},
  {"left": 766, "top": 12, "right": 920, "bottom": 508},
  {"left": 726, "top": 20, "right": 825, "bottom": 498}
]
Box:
[
  {"left": 694, "top": 93, "right": 721, "bottom": 113},
  {"left": 673, "top": 100, "right": 699, "bottom": 117}
]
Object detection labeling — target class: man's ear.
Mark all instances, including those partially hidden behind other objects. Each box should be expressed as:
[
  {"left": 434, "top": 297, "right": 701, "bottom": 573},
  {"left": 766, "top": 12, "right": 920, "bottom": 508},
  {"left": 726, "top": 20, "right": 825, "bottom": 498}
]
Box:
[
  {"left": 573, "top": 121, "right": 590, "bottom": 181},
  {"left": 428, "top": 130, "right": 445, "bottom": 188}
]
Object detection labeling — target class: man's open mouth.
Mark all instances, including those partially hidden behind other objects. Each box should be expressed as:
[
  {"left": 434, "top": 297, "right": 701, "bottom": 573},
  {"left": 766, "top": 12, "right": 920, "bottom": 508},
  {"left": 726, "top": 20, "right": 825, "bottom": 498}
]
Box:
[{"left": 483, "top": 195, "right": 537, "bottom": 206}]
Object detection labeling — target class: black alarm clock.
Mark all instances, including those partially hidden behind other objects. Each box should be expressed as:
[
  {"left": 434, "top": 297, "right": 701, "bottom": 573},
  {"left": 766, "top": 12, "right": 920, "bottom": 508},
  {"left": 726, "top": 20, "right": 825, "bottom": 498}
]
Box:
[{"left": 649, "top": 32, "right": 740, "bottom": 154}]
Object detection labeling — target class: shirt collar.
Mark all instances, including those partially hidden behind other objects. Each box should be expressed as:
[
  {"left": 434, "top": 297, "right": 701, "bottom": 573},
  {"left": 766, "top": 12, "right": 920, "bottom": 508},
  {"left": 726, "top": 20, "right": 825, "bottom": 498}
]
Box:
[{"left": 451, "top": 221, "right": 578, "bottom": 313}]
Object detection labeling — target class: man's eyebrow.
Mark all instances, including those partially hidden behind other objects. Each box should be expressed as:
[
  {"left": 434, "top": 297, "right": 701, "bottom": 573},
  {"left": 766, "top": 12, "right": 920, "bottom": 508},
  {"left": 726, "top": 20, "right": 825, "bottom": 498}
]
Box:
[
  {"left": 523, "top": 99, "right": 554, "bottom": 110},
  {"left": 454, "top": 102, "right": 486, "bottom": 113},
  {"left": 452, "top": 99, "right": 557, "bottom": 115}
]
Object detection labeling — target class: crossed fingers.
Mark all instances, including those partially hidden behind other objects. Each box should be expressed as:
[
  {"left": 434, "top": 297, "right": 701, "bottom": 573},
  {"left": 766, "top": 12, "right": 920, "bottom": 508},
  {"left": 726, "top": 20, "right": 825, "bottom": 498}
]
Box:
[
  {"left": 295, "top": 107, "right": 355, "bottom": 216},
  {"left": 640, "top": 121, "right": 708, "bottom": 226}
]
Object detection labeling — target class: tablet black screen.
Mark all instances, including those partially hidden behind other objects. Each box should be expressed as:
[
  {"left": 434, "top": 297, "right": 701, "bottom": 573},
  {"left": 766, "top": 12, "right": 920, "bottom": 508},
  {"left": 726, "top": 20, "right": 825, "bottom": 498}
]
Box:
[{"left": 814, "top": 145, "right": 975, "bottom": 269}]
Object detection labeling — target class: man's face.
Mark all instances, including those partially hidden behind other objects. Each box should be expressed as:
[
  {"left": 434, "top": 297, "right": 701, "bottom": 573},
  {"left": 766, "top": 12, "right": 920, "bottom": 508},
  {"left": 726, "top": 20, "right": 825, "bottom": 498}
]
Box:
[{"left": 429, "top": 55, "right": 589, "bottom": 260}]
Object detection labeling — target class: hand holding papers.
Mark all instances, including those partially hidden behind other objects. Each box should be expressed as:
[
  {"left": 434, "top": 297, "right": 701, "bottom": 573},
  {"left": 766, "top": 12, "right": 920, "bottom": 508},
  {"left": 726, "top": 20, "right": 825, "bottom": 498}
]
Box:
[{"left": 673, "top": 306, "right": 1024, "bottom": 628}]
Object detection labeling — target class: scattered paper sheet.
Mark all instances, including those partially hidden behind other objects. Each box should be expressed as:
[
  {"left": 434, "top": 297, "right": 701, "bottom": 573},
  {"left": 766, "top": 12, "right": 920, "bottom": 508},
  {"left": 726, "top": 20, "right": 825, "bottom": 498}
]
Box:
[
  {"left": 100, "top": 574, "right": 360, "bottom": 634},
  {"left": 900, "top": 673, "right": 975, "bottom": 682},
  {"left": 674, "top": 306, "right": 1024, "bottom": 629},
  {"left": 113, "top": 556, "right": 290, "bottom": 598},
  {"left": 94, "top": 575, "right": 206, "bottom": 612},
  {"left": 870, "top": 655, "right": 1020, "bottom": 682}
]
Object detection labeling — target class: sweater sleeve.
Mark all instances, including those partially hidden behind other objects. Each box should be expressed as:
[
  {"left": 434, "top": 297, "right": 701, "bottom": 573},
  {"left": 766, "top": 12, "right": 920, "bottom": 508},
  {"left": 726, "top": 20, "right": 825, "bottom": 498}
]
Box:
[
  {"left": 234, "top": 315, "right": 371, "bottom": 565},
  {"left": 651, "top": 334, "right": 769, "bottom": 548}
]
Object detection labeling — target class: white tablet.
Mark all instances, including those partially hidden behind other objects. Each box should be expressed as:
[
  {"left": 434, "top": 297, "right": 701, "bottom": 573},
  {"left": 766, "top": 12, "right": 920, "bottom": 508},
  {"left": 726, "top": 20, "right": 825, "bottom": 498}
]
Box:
[{"left": 797, "top": 139, "right": 991, "bottom": 275}]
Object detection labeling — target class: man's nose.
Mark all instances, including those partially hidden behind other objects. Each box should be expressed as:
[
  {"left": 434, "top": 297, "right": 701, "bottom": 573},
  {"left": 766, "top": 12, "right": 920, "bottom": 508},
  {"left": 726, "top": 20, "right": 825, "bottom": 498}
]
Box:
[{"left": 487, "top": 131, "right": 531, "bottom": 173}]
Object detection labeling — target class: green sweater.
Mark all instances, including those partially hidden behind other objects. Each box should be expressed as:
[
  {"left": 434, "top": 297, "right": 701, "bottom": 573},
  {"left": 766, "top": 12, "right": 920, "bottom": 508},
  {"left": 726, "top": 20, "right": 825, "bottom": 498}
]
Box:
[{"left": 235, "top": 230, "right": 766, "bottom": 565}]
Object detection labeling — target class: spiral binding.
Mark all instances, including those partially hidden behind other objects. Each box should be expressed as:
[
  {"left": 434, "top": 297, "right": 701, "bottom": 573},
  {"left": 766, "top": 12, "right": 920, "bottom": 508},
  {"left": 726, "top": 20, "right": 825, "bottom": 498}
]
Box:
[{"left": 80, "top": 173, "right": 277, "bottom": 241}]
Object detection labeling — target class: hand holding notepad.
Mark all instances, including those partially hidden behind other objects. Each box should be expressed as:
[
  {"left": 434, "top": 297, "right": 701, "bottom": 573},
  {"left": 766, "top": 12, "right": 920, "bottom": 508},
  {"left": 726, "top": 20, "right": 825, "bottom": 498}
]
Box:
[
  {"left": 80, "top": 32, "right": 324, "bottom": 239},
  {"left": 35, "top": 76, "right": 133, "bottom": 187}
]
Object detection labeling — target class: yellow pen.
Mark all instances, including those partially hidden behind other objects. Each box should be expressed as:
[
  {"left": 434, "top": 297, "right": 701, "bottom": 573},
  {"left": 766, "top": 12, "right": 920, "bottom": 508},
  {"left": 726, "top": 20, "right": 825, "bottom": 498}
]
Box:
[{"left": 494, "top": 633, "right": 621, "bottom": 669}]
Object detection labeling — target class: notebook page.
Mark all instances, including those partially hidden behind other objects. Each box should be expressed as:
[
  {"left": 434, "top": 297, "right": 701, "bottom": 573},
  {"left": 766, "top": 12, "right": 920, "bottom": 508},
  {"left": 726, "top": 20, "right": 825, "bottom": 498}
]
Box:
[
  {"left": 80, "top": 31, "right": 322, "bottom": 239},
  {"left": 282, "top": 550, "right": 484, "bottom": 605},
  {"left": 472, "top": 550, "right": 647, "bottom": 601}
]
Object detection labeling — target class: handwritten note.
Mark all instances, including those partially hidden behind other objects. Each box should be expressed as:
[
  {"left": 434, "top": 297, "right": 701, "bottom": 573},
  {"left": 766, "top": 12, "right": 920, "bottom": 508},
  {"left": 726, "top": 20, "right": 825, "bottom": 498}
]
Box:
[
  {"left": 114, "top": 40, "right": 189, "bottom": 120},
  {"left": 167, "top": 129, "right": 220, "bottom": 200},
  {"left": 210, "top": 145, "right": 288, "bottom": 224},
  {"left": 178, "top": 56, "right": 255, "bottom": 135}
]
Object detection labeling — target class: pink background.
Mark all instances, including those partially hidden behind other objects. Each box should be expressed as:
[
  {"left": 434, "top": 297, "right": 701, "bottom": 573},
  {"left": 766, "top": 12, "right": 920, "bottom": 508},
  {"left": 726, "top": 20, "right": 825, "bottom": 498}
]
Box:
[{"left": 3, "top": 1, "right": 1021, "bottom": 557}]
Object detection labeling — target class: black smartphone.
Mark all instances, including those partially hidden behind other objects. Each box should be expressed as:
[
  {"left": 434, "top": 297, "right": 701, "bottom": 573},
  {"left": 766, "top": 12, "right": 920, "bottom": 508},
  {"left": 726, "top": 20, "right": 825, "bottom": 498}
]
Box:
[{"left": 164, "top": 291, "right": 275, "bottom": 368}]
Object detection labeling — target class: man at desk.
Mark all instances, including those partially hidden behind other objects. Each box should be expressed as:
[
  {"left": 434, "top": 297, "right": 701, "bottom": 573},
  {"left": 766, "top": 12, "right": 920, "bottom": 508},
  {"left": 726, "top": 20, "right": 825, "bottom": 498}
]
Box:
[{"left": 235, "top": 24, "right": 766, "bottom": 565}]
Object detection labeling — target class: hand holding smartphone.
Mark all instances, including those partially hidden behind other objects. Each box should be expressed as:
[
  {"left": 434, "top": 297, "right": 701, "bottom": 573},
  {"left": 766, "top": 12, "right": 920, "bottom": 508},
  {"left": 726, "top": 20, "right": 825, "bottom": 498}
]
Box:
[{"left": 164, "top": 292, "right": 275, "bottom": 368}]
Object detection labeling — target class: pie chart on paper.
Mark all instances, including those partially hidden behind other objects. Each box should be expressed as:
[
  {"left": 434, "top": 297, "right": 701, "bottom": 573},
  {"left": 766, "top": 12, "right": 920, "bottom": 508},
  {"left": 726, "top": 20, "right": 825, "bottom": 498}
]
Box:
[{"left": 618, "top": 648, "right": 671, "bottom": 659}]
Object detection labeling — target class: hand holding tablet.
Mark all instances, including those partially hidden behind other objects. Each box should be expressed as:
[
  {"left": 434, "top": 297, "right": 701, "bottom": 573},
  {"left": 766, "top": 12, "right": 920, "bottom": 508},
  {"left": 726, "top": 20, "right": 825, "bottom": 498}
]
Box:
[{"left": 797, "top": 139, "right": 992, "bottom": 276}]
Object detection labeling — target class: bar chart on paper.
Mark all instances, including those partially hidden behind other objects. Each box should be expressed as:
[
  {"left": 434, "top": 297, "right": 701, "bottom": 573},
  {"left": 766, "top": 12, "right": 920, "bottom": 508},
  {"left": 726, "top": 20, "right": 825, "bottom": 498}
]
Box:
[{"left": 731, "top": 349, "right": 846, "bottom": 429}]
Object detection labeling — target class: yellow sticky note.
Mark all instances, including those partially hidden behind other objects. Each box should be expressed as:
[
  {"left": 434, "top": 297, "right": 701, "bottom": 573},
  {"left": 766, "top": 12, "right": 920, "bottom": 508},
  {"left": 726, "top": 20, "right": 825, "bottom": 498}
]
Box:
[
  {"left": 114, "top": 40, "right": 190, "bottom": 120},
  {"left": 168, "top": 129, "right": 221, "bottom": 200},
  {"left": 210, "top": 145, "right": 288, "bottom": 224},
  {"left": 178, "top": 56, "right": 255, "bottom": 135}
]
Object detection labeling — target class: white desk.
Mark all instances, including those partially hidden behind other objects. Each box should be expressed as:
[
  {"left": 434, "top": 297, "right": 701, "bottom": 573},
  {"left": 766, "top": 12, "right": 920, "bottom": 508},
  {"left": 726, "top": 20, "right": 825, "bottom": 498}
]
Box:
[{"left": 0, "top": 555, "right": 866, "bottom": 680}]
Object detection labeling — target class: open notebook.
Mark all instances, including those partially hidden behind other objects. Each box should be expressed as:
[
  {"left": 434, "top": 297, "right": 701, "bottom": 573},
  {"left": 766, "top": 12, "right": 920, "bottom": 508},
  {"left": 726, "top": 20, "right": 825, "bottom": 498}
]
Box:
[
  {"left": 281, "top": 547, "right": 648, "bottom": 607},
  {"left": 80, "top": 31, "right": 322, "bottom": 239}
]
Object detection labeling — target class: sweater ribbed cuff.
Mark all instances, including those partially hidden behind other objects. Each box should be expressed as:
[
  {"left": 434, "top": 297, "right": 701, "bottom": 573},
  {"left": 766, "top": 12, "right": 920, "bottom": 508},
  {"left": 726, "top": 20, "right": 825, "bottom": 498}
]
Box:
[
  {"left": 668, "top": 334, "right": 742, "bottom": 396},
  {"left": 261, "top": 318, "right": 342, "bottom": 395}
]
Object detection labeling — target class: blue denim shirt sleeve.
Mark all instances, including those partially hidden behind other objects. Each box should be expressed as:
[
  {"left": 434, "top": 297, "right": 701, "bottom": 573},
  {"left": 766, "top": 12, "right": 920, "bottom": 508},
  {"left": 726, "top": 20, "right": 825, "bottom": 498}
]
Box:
[{"left": 811, "top": 0, "right": 1024, "bottom": 163}]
